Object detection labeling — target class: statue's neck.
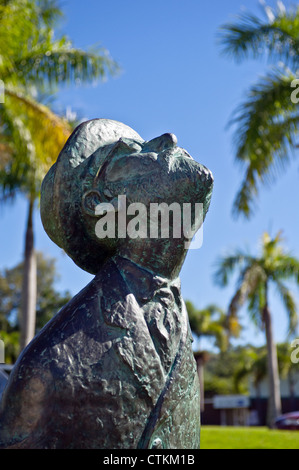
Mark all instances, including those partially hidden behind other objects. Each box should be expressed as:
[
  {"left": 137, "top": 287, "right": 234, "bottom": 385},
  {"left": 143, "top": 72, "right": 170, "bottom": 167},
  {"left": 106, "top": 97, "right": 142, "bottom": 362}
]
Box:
[{"left": 116, "top": 238, "right": 188, "bottom": 281}]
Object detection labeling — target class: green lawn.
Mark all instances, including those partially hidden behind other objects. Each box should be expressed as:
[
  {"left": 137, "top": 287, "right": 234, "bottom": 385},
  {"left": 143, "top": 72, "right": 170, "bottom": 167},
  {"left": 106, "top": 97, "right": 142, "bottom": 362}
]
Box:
[{"left": 200, "top": 426, "right": 299, "bottom": 449}]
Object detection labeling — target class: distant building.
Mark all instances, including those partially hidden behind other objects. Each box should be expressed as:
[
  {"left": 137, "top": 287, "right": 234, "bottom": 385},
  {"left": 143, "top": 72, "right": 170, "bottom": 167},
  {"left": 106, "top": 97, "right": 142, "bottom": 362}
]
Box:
[
  {"left": 201, "top": 372, "right": 299, "bottom": 426},
  {"left": 249, "top": 371, "right": 299, "bottom": 426},
  {"left": 214, "top": 395, "right": 250, "bottom": 426},
  {"left": 202, "top": 394, "right": 250, "bottom": 426}
]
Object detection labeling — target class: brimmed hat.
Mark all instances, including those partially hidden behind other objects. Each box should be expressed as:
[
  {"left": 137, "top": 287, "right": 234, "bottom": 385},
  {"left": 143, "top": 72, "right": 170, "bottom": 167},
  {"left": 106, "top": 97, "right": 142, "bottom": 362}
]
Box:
[{"left": 40, "top": 119, "right": 143, "bottom": 274}]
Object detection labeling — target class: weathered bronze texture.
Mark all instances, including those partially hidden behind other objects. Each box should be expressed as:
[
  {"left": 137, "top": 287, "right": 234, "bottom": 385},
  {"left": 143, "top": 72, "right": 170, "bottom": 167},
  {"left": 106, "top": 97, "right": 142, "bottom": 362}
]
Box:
[{"left": 0, "top": 119, "right": 213, "bottom": 449}]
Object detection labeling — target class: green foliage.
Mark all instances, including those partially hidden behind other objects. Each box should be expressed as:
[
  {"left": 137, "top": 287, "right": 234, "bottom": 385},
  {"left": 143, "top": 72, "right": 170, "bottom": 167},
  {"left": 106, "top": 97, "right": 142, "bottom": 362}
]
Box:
[
  {"left": 218, "top": 2, "right": 299, "bottom": 217},
  {"left": 215, "top": 231, "right": 299, "bottom": 425},
  {"left": 203, "top": 345, "right": 259, "bottom": 396},
  {"left": 0, "top": 251, "right": 71, "bottom": 361},
  {"left": 0, "top": 0, "right": 118, "bottom": 201},
  {"left": 215, "top": 231, "right": 299, "bottom": 335},
  {"left": 203, "top": 342, "right": 297, "bottom": 398},
  {"left": 0, "top": 89, "right": 72, "bottom": 199},
  {"left": 218, "top": 3, "right": 299, "bottom": 65},
  {"left": 201, "top": 426, "right": 299, "bottom": 449},
  {"left": 229, "top": 68, "right": 298, "bottom": 217},
  {"left": 186, "top": 300, "right": 240, "bottom": 353},
  {"left": 233, "top": 346, "right": 267, "bottom": 393},
  {"left": 276, "top": 341, "right": 298, "bottom": 379},
  {"left": 204, "top": 352, "right": 240, "bottom": 396},
  {"left": 0, "top": 0, "right": 117, "bottom": 88}
]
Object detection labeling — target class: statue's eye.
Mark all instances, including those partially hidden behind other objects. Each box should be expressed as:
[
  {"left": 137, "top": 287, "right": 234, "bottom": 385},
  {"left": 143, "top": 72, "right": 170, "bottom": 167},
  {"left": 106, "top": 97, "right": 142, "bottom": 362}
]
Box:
[{"left": 105, "top": 154, "right": 158, "bottom": 182}]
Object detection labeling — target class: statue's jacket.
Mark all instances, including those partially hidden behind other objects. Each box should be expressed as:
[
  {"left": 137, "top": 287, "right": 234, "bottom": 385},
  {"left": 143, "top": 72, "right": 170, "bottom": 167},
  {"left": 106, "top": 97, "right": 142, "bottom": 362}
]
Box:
[{"left": 0, "top": 256, "right": 200, "bottom": 449}]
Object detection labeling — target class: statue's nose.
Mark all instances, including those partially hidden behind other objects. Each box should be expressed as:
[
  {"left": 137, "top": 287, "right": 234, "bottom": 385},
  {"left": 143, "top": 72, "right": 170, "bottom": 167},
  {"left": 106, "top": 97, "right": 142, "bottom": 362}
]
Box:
[{"left": 143, "top": 133, "right": 177, "bottom": 153}]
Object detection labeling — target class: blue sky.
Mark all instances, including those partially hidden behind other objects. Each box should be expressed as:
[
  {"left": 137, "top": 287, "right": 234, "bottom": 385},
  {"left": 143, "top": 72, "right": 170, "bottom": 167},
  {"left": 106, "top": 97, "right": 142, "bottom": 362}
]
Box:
[{"left": 1, "top": 0, "right": 298, "bottom": 350}]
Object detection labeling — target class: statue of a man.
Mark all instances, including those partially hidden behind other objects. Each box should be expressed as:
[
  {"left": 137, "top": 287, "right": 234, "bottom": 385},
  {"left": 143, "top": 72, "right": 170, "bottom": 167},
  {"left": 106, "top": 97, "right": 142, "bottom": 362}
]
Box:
[{"left": 0, "top": 119, "right": 213, "bottom": 449}]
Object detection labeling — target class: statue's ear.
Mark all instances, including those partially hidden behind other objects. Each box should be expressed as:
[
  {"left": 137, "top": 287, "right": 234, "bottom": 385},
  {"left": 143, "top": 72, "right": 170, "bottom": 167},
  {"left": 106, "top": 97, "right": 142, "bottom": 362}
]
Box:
[
  {"left": 82, "top": 189, "right": 120, "bottom": 217},
  {"left": 82, "top": 190, "right": 103, "bottom": 217}
]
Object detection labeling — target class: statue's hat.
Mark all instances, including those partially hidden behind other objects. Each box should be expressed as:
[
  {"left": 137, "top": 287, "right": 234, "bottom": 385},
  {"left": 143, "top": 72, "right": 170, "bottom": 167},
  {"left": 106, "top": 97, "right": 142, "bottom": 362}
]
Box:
[{"left": 40, "top": 118, "right": 143, "bottom": 274}]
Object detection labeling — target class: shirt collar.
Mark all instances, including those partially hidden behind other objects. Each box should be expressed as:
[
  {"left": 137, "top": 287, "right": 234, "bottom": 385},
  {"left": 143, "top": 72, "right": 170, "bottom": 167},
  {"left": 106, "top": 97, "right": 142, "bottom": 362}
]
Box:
[{"left": 112, "top": 255, "right": 181, "bottom": 305}]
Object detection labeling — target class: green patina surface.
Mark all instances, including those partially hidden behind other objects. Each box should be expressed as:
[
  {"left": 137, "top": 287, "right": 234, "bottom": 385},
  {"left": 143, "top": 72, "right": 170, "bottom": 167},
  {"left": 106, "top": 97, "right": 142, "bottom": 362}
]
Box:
[{"left": 0, "top": 119, "right": 213, "bottom": 449}]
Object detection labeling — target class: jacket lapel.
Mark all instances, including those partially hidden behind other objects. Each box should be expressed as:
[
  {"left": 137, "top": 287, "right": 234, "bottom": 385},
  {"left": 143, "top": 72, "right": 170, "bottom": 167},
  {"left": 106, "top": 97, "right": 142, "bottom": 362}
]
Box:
[{"left": 99, "top": 260, "right": 166, "bottom": 407}]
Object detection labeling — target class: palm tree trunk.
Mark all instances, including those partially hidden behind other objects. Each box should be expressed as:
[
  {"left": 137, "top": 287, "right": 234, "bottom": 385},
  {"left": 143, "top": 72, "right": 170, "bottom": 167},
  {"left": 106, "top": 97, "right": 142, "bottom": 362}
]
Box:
[
  {"left": 20, "top": 197, "right": 37, "bottom": 350},
  {"left": 195, "top": 354, "right": 205, "bottom": 412},
  {"left": 263, "top": 301, "right": 282, "bottom": 427}
]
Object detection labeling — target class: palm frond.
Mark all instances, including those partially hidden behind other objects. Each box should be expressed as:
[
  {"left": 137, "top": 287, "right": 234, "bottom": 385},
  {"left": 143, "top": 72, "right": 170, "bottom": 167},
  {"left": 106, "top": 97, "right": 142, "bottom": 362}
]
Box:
[
  {"left": 214, "top": 251, "right": 255, "bottom": 286},
  {"left": 275, "top": 279, "right": 298, "bottom": 335},
  {"left": 185, "top": 300, "right": 232, "bottom": 351},
  {"left": 231, "top": 68, "right": 299, "bottom": 218},
  {"left": 0, "top": 0, "right": 119, "bottom": 89},
  {"left": 218, "top": 5, "right": 299, "bottom": 68},
  {"left": 216, "top": 256, "right": 266, "bottom": 336},
  {"left": 252, "top": 352, "right": 267, "bottom": 385},
  {"left": 10, "top": 44, "right": 120, "bottom": 90},
  {"left": 227, "top": 262, "right": 265, "bottom": 322},
  {"left": 0, "top": 86, "right": 71, "bottom": 198},
  {"left": 35, "top": 0, "right": 64, "bottom": 27},
  {"left": 247, "top": 281, "right": 267, "bottom": 328},
  {"left": 0, "top": 100, "right": 35, "bottom": 198},
  {"left": 274, "top": 256, "right": 299, "bottom": 284},
  {"left": 218, "top": 231, "right": 299, "bottom": 344}
]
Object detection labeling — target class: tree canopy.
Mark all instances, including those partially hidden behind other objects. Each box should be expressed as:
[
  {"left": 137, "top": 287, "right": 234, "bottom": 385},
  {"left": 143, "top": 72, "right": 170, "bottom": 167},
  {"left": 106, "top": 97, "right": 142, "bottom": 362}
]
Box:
[
  {"left": 0, "top": 251, "right": 71, "bottom": 362},
  {"left": 0, "top": 0, "right": 118, "bottom": 201},
  {"left": 218, "top": 2, "right": 299, "bottom": 217}
]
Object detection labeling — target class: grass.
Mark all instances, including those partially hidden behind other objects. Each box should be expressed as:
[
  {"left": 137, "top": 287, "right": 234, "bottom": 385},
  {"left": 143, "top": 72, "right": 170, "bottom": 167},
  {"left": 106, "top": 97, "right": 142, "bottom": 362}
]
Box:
[{"left": 200, "top": 426, "right": 299, "bottom": 449}]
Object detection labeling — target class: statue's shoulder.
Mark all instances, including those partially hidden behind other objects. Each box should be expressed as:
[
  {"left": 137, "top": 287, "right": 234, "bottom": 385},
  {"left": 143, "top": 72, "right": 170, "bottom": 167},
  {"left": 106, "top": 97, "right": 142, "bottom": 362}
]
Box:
[
  {"left": 6, "top": 274, "right": 103, "bottom": 375},
  {"left": 37, "top": 259, "right": 122, "bottom": 332},
  {"left": 16, "top": 260, "right": 128, "bottom": 367}
]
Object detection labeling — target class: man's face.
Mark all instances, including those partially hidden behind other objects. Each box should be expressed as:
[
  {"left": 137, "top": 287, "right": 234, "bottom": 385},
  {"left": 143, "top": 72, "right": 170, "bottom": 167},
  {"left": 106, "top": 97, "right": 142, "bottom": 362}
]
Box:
[
  {"left": 41, "top": 119, "right": 213, "bottom": 275},
  {"left": 95, "top": 133, "right": 213, "bottom": 211}
]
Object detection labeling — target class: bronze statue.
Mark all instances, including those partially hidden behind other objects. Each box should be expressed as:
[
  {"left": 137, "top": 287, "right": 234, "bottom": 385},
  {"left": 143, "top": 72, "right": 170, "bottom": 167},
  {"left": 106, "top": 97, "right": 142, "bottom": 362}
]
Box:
[{"left": 0, "top": 119, "right": 213, "bottom": 449}]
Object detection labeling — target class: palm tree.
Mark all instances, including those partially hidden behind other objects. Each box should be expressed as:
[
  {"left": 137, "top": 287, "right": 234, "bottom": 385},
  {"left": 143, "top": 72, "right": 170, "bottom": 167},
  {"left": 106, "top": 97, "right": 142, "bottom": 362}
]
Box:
[
  {"left": 218, "top": 1, "right": 299, "bottom": 218},
  {"left": 214, "top": 231, "right": 299, "bottom": 427},
  {"left": 1, "top": 91, "right": 72, "bottom": 350},
  {"left": 0, "top": 0, "right": 118, "bottom": 349},
  {"left": 233, "top": 347, "right": 267, "bottom": 425},
  {"left": 185, "top": 301, "right": 239, "bottom": 411}
]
